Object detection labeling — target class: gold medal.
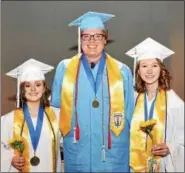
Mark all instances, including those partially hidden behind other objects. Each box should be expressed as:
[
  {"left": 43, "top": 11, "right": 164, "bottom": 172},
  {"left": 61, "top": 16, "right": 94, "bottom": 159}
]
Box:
[
  {"left": 30, "top": 156, "right": 40, "bottom": 166},
  {"left": 92, "top": 100, "right": 99, "bottom": 108}
]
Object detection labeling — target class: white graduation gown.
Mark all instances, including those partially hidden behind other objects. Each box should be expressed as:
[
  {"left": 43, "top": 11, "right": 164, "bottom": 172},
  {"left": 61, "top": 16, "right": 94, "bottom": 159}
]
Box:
[
  {"left": 1, "top": 106, "right": 62, "bottom": 172},
  {"left": 133, "top": 89, "right": 184, "bottom": 172}
]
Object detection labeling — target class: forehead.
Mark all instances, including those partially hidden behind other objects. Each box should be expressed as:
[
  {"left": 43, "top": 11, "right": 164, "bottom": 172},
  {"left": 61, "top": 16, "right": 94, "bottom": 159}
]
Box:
[
  {"left": 139, "top": 58, "right": 158, "bottom": 64},
  {"left": 82, "top": 29, "right": 104, "bottom": 34},
  {"left": 24, "top": 80, "right": 44, "bottom": 84}
]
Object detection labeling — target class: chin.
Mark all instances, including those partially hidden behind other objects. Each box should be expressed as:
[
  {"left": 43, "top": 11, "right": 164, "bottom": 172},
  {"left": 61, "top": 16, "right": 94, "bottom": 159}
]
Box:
[
  {"left": 145, "top": 79, "right": 158, "bottom": 85},
  {"left": 88, "top": 51, "right": 97, "bottom": 55},
  {"left": 27, "top": 97, "right": 41, "bottom": 103}
]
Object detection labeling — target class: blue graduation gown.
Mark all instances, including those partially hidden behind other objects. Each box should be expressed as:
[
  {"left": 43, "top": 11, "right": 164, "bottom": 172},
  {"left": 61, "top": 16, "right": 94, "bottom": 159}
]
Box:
[{"left": 51, "top": 54, "right": 134, "bottom": 172}]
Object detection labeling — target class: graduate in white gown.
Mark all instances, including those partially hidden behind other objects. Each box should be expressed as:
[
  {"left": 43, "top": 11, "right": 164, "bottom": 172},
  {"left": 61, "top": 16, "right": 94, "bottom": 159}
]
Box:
[
  {"left": 1, "top": 59, "right": 62, "bottom": 172},
  {"left": 126, "top": 37, "right": 184, "bottom": 172}
]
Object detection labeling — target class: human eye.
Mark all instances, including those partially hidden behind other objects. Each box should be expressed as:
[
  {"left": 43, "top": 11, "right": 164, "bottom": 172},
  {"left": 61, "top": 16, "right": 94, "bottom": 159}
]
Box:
[
  {"left": 82, "top": 34, "right": 90, "bottom": 40},
  {"left": 153, "top": 64, "right": 159, "bottom": 67},
  {"left": 141, "top": 65, "right": 147, "bottom": 68},
  {"left": 35, "top": 82, "right": 42, "bottom": 87},
  {"left": 25, "top": 83, "right": 31, "bottom": 88},
  {"left": 95, "top": 34, "right": 103, "bottom": 40},
  {"left": 36, "top": 83, "right": 41, "bottom": 87}
]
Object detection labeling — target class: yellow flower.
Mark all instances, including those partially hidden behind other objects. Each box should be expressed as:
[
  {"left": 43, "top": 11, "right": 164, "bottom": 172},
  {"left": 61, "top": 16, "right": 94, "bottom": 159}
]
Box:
[
  {"left": 8, "top": 136, "right": 25, "bottom": 154},
  {"left": 140, "top": 119, "right": 157, "bottom": 172},
  {"left": 139, "top": 121, "right": 146, "bottom": 128},
  {"left": 139, "top": 119, "right": 157, "bottom": 136},
  {"left": 8, "top": 136, "right": 23, "bottom": 145},
  {"left": 140, "top": 120, "right": 156, "bottom": 128}
]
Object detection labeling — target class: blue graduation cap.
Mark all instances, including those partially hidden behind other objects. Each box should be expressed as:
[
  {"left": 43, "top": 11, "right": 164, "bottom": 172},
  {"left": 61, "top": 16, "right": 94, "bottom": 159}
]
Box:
[
  {"left": 69, "top": 11, "right": 115, "bottom": 31},
  {"left": 68, "top": 11, "right": 115, "bottom": 54}
]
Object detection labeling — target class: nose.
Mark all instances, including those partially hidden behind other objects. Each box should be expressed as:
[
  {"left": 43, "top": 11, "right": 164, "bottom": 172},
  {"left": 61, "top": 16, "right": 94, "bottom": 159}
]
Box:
[
  {"left": 147, "top": 67, "right": 153, "bottom": 73},
  {"left": 30, "top": 85, "right": 36, "bottom": 91},
  {"left": 89, "top": 35, "right": 96, "bottom": 41}
]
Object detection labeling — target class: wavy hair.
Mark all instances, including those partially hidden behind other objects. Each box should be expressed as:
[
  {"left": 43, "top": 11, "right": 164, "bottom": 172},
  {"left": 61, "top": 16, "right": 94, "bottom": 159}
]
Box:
[{"left": 135, "top": 58, "right": 172, "bottom": 93}]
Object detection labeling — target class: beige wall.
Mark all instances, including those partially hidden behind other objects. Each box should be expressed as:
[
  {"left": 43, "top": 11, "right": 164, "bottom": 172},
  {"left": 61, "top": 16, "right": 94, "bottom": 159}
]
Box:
[
  {"left": 169, "top": 29, "right": 184, "bottom": 100},
  {"left": 1, "top": 1, "right": 184, "bottom": 115}
]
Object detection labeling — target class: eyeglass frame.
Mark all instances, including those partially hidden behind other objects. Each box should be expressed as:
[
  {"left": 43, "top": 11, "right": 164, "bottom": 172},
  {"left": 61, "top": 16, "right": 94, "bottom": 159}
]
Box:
[{"left": 81, "top": 33, "right": 106, "bottom": 41}]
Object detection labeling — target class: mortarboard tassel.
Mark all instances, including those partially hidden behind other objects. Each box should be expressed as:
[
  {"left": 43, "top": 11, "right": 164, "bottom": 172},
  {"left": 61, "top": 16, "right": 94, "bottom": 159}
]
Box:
[
  {"left": 108, "top": 130, "right": 111, "bottom": 149},
  {"left": 75, "top": 124, "right": 80, "bottom": 141},
  {"left": 101, "top": 145, "right": 106, "bottom": 162}
]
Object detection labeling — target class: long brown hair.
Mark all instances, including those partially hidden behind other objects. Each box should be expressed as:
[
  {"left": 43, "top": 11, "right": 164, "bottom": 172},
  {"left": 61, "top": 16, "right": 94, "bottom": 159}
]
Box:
[
  {"left": 135, "top": 58, "right": 172, "bottom": 93},
  {"left": 19, "top": 80, "right": 51, "bottom": 108}
]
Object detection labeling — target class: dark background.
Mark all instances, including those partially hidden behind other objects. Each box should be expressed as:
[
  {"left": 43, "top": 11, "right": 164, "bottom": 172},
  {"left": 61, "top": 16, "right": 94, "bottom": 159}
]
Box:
[{"left": 1, "top": 1, "right": 184, "bottom": 115}]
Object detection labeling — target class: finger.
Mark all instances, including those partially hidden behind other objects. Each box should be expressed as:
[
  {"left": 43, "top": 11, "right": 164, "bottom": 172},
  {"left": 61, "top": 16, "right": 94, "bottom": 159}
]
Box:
[
  {"left": 16, "top": 162, "right": 25, "bottom": 167},
  {"left": 152, "top": 149, "right": 168, "bottom": 156},
  {"left": 17, "top": 167, "right": 23, "bottom": 171},
  {"left": 18, "top": 159, "right": 25, "bottom": 164},
  {"left": 14, "top": 157, "right": 22, "bottom": 163},
  {"left": 16, "top": 166, "right": 24, "bottom": 171},
  {"left": 153, "top": 143, "right": 166, "bottom": 147},
  {"left": 152, "top": 144, "right": 162, "bottom": 150},
  {"left": 15, "top": 165, "right": 23, "bottom": 171},
  {"left": 20, "top": 156, "right": 25, "bottom": 159},
  {"left": 152, "top": 145, "right": 167, "bottom": 151},
  {"left": 151, "top": 147, "right": 161, "bottom": 151},
  {"left": 19, "top": 157, "right": 25, "bottom": 162}
]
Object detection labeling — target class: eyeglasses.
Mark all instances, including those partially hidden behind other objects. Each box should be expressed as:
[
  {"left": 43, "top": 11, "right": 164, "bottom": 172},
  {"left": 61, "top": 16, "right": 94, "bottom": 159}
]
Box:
[{"left": 81, "top": 34, "right": 106, "bottom": 41}]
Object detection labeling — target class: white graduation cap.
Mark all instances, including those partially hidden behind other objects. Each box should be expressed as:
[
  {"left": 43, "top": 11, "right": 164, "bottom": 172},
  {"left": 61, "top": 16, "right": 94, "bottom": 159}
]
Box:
[
  {"left": 125, "top": 37, "right": 175, "bottom": 85},
  {"left": 6, "top": 58, "right": 54, "bottom": 108},
  {"left": 68, "top": 11, "right": 115, "bottom": 55}
]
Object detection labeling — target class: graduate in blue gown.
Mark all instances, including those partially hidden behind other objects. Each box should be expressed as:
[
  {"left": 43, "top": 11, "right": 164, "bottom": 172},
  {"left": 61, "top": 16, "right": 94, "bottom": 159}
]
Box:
[{"left": 51, "top": 11, "right": 134, "bottom": 172}]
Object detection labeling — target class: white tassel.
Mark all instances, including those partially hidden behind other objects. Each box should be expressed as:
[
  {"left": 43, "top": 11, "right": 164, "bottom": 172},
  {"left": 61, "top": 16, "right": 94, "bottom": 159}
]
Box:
[
  {"left": 101, "top": 145, "right": 106, "bottom": 162},
  {"left": 73, "top": 127, "right": 77, "bottom": 144}
]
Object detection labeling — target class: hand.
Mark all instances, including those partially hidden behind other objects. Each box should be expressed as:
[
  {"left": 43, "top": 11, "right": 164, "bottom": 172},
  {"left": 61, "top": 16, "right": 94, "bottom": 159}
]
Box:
[
  {"left": 151, "top": 143, "right": 170, "bottom": 157},
  {"left": 11, "top": 155, "right": 25, "bottom": 171}
]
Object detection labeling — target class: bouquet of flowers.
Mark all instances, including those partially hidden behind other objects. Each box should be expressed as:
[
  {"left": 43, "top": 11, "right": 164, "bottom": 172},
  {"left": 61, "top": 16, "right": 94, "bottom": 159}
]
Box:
[
  {"left": 139, "top": 119, "right": 157, "bottom": 173},
  {"left": 8, "top": 136, "right": 25, "bottom": 155}
]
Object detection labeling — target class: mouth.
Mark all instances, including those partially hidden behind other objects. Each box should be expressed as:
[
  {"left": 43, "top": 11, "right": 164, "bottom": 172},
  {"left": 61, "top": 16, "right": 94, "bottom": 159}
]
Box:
[
  {"left": 87, "top": 45, "right": 97, "bottom": 49},
  {"left": 29, "top": 93, "right": 38, "bottom": 96},
  {"left": 145, "top": 75, "right": 155, "bottom": 79}
]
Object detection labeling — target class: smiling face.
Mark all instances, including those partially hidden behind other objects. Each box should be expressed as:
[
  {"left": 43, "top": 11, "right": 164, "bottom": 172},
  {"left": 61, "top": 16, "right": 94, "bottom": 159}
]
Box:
[
  {"left": 138, "top": 58, "right": 161, "bottom": 86},
  {"left": 81, "top": 29, "right": 107, "bottom": 59},
  {"left": 23, "top": 80, "right": 45, "bottom": 104}
]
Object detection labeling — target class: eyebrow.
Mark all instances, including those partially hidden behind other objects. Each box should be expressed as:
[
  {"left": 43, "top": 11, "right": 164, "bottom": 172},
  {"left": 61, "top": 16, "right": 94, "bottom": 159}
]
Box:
[{"left": 25, "top": 81, "right": 42, "bottom": 85}]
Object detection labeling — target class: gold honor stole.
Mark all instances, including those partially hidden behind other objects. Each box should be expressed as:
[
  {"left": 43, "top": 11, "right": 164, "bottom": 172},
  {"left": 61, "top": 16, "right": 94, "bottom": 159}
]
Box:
[
  {"left": 130, "top": 89, "right": 167, "bottom": 172},
  {"left": 59, "top": 53, "right": 125, "bottom": 137},
  {"left": 13, "top": 107, "right": 58, "bottom": 172}
]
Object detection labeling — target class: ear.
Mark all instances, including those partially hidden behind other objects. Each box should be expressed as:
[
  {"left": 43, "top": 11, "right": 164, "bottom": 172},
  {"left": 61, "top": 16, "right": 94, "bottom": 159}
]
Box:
[{"left": 104, "top": 39, "right": 107, "bottom": 45}]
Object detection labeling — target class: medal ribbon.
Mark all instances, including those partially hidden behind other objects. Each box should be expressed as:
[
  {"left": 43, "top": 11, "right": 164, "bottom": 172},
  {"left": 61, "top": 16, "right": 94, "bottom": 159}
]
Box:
[
  {"left": 144, "top": 90, "right": 158, "bottom": 121},
  {"left": 23, "top": 104, "right": 44, "bottom": 154},
  {"left": 81, "top": 52, "right": 106, "bottom": 96}
]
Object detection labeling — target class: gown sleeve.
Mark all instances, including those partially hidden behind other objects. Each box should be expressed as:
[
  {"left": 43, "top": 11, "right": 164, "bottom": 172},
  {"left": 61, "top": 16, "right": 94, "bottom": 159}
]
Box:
[{"left": 1, "top": 111, "right": 17, "bottom": 172}]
